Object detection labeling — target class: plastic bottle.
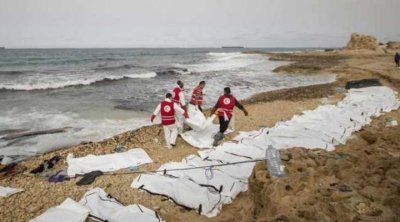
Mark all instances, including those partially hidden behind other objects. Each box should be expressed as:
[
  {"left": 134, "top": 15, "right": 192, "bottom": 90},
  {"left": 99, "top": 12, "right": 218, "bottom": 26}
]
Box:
[{"left": 265, "top": 145, "right": 285, "bottom": 177}]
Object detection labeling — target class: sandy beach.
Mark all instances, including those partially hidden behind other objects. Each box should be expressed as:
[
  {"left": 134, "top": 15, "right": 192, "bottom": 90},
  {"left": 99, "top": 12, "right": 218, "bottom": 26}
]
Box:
[{"left": 1, "top": 45, "right": 400, "bottom": 221}]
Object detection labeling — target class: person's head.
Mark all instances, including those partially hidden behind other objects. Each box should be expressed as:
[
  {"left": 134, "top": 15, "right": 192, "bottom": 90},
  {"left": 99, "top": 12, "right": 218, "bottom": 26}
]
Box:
[
  {"left": 166, "top": 92, "right": 172, "bottom": 99},
  {"left": 177, "top": 80, "right": 184, "bottom": 88},
  {"left": 224, "top": 87, "right": 231, "bottom": 95},
  {"left": 199, "top": 81, "right": 206, "bottom": 89}
]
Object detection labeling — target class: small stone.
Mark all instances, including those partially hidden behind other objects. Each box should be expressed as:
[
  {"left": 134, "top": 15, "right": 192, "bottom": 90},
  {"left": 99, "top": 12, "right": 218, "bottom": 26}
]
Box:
[
  {"left": 337, "top": 184, "right": 352, "bottom": 192},
  {"left": 360, "top": 186, "right": 381, "bottom": 201},
  {"left": 280, "top": 154, "right": 291, "bottom": 161},
  {"left": 331, "top": 190, "right": 354, "bottom": 201}
]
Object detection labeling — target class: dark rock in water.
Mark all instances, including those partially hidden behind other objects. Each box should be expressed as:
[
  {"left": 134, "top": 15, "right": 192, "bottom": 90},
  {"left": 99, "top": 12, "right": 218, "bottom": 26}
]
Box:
[
  {"left": 94, "top": 64, "right": 138, "bottom": 71},
  {"left": 2, "top": 127, "right": 71, "bottom": 140},
  {"left": 345, "top": 79, "right": 381, "bottom": 89},
  {"left": 0, "top": 129, "right": 29, "bottom": 136},
  {"left": 155, "top": 67, "right": 189, "bottom": 76},
  {"left": 113, "top": 99, "right": 155, "bottom": 112},
  {"left": 0, "top": 71, "right": 26, "bottom": 75}
]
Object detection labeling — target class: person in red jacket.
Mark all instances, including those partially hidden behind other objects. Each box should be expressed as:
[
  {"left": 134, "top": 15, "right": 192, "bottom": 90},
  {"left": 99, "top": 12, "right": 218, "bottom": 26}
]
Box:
[
  {"left": 172, "top": 80, "right": 187, "bottom": 134},
  {"left": 210, "top": 87, "right": 248, "bottom": 146},
  {"left": 151, "top": 93, "right": 188, "bottom": 149},
  {"left": 189, "top": 81, "right": 206, "bottom": 112}
]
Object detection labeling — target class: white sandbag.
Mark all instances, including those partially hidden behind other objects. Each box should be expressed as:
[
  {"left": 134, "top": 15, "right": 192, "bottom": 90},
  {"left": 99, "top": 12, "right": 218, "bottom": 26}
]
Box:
[
  {"left": 0, "top": 186, "right": 24, "bottom": 197},
  {"left": 79, "top": 188, "right": 163, "bottom": 222},
  {"left": 157, "top": 161, "right": 245, "bottom": 202},
  {"left": 30, "top": 198, "right": 90, "bottom": 222},
  {"left": 131, "top": 173, "right": 223, "bottom": 217},
  {"left": 67, "top": 148, "right": 153, "bottom": 177}
]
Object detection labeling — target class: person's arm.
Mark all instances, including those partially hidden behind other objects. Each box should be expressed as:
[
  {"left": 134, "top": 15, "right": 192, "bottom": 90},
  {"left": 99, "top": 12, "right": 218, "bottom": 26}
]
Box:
[
  {"left": 179, "top": 91, "right": 186, "bottom": 106},
  {"left": 234, "top": 98, "right": 248, "bottom": 116},
  {"left": 194, "top": 92, "right": 200, "bottom": 105},
  {"left": 150, "top": 104, "right": 161, "bottom": 122},
  {"left": 209, "top": 102, "right": 219, "bottom": 117}
]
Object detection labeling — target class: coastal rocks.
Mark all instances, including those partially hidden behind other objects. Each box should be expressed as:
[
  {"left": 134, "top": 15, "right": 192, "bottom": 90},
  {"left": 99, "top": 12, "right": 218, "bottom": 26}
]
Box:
[
  {"left": 248, "top": 115, "right": 400, "bottom": 221},
  {"left": 387, "top": 41, "right": 400, "bottom": 50},
  {"left": 345, "top": 33, "right": 381, "bottom": 51}
]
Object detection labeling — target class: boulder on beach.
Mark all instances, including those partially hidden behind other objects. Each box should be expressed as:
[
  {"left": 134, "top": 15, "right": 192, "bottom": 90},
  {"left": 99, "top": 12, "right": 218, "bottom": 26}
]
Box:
[
  {"left": 387, "top": 41, "right": 400, "bottom": 50},
  {"left": 344, "top": 33, "right": 383, "bottom": 52}
]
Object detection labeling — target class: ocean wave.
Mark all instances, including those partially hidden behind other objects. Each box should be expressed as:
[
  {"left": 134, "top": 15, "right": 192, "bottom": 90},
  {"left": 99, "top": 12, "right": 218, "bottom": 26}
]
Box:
[
  {"left": 0, "top": 72, "right": 157, "bottom": 91},
  {"left": 154, "top": 67, "right": 189, "bottom": 75},
  {"left": 206, "top": 52, "right": 242, "bottom": 57},
  {"left": 0, "top": 71, "right": 26, "bottom": 75},
  {"left": 176, "top": 52, "right": 264, "bottom": 73},
  {"left": 94, "top": 64, "right": 139, "bottom": 71}
]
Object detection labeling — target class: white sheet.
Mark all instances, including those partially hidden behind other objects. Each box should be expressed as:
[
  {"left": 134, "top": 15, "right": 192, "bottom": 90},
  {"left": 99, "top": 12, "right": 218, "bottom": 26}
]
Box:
[
  {"left": 184, "top": 104, "right": 209, "bottom": 131},
  {"left": 30, "top": 198, "right": 90, "bottom": 222},
  {"left": 0, "top": 186, "right": 24, "bottom": 197},
  {"left": 157, "top": 161, "right": 245, "bottom": 202},
  {"left": 181, "top": 120, "right": 233, "bottom": 149},
  {"left": 235, "top": 86, "right": 400, "bottom": 151},
  {"left": 131, "top": 86, "right": 400, "bottom": 218},
  {"left": 131, "top": 173, "right": 223, "bottom": 217},
  {"left": 79, "top": 188, "right": 163, "bottom": 222},
  {"left": 67, "top": 148, "right": 153, "bottom": 176}
]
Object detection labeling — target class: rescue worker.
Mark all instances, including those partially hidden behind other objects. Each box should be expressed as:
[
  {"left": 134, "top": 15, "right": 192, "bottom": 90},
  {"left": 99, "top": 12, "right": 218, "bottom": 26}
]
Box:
[
  {"left": 172, "top": 80, "right": 187, "bottom": 134},
  {"left": 209, "top": 87, "right": 248, "bottom": 146},
  {"left": 189, "top": 81, "right": 206, "bottom": 112},
  {"left": 151, "top": 93, "right": 188, "bottom": 149}
]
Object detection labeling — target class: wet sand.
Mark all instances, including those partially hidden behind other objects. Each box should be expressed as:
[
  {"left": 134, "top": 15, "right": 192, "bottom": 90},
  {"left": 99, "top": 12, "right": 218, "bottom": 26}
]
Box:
[{"left": 1, "top": 50, "right": 399, "bottom": 222}]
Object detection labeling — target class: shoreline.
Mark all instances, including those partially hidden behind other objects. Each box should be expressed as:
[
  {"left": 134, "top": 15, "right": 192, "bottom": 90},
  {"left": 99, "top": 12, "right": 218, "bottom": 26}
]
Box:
[{"left": 1, "top": 49, "right": 400, "bottom": 221}]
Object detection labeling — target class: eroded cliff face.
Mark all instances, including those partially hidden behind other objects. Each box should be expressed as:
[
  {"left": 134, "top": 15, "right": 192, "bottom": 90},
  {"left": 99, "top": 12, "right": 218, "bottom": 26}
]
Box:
[{"left": 248, "top": 114, "right": 400, "bottom": 222}]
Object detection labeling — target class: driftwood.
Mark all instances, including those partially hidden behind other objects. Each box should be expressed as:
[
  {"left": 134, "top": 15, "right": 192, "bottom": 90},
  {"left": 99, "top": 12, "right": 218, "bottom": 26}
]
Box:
[{"left": 2, "top": 127, "right": 71, "bottom": 140}]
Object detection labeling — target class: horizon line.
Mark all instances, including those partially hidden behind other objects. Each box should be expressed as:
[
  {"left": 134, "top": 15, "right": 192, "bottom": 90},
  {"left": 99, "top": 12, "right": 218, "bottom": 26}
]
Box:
[{"left": 1, "top": 46, "right": 337, "bottom": 50}]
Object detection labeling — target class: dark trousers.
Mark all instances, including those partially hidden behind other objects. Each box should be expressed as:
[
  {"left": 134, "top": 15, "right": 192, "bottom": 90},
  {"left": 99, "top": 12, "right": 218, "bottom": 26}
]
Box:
[{"left": 218, "top": 116, "right": 230, "bottom": 133}]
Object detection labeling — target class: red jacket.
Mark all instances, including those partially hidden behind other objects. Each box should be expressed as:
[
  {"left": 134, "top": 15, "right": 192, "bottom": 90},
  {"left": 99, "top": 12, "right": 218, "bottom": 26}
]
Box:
[
  {"left": 160, "top": 100, "right": 175, "bottom": 125},
  {"left": 172, "top": 86, "right": 182, "bottom": 105},
  {"left": 190, "top": 86, "right": 203, "bottom": 106},
  {"left": 217, "top": 95, "right": 236, "bottom": 119}
]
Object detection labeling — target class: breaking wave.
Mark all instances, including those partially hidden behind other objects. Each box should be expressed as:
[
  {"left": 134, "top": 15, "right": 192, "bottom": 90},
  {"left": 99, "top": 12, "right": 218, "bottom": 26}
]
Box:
[{"left": 0, "top": 72, "right": 157, "bottom": 91}]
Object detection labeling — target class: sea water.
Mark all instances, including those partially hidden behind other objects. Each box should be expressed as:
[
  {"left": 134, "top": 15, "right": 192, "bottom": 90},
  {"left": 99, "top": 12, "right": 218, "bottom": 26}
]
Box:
[{"left": 0, "top": 48, "right": 335, "bottom": 161}]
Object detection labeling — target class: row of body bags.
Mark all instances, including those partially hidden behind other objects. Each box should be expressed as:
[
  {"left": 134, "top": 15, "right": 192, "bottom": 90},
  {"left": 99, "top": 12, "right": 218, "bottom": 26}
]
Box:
[
  {"left": 31, "top": 187, "right": 164, "bottom": 222},
  {"left": 130, "top": 86, "right": 400, "bottom": 218}
]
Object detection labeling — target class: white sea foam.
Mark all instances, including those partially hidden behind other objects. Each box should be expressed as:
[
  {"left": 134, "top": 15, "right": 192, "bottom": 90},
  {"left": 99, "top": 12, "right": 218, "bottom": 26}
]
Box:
[
  {"left": 0, "top": 72, "right": 157, "bottom": 91},
  {"left": 0, "top": 109, "right": 150, "bottom": 158},
  {"left": 124, "top": 72, "right": 157, "bottom": 79},
  {"left": 177, "top": 52, "right": 264, "bottom": 73}
]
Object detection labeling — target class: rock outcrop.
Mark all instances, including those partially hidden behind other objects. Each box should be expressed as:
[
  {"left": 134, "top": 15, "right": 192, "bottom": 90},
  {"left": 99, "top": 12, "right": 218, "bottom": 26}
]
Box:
[
  {"left": 387, "top": 41, "right": 400, "bottom": 50},
  {"left": 345, "top": 33, "right": 380, "bottom": 51}
]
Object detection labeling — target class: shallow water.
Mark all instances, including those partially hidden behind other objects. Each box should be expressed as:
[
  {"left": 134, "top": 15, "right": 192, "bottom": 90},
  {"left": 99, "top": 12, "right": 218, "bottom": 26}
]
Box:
[{"left": 0, "top": 48, "right": 335, "bottom": 161}]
